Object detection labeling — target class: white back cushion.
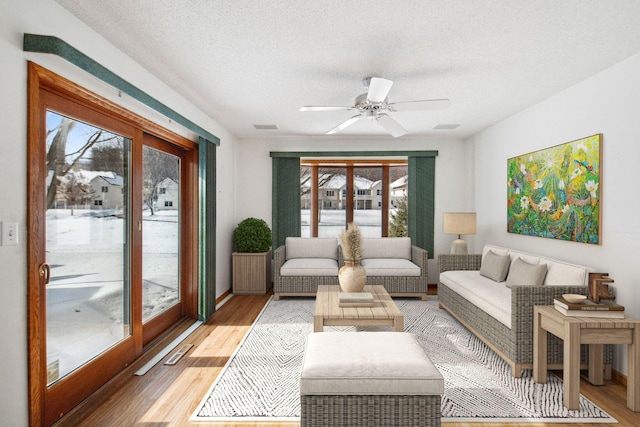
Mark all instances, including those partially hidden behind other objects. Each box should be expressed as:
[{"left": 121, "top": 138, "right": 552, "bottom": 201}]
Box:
[
  {"left": 482, "top": 244, "right": 591, "bottom": 287},
  {"left": 361, "top": 237, "right": 411, "bottom": 259},
  {"left": 482, "top": 244, "right": 509, "bottom": 259},
  {"left": 285, "top": 237, "right": 338, "bottom": 260},
  {"left": 541, "top": 258, "right": 592, "bottom": 286}
]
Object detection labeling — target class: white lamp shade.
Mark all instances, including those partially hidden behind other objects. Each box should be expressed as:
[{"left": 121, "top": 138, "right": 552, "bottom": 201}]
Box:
[{"left": 443, "top": 212, "right": 477, "bottom": 235}]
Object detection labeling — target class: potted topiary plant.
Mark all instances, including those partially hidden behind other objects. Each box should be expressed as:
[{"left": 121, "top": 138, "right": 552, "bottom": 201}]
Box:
[{"left": 232, "top": 217, "right": 272, "bottom": 294}]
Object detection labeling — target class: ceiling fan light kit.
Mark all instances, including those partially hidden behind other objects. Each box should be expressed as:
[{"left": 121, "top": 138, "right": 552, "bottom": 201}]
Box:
[{"left": 300, "top": 76, "right": 450, "bottom": 137}]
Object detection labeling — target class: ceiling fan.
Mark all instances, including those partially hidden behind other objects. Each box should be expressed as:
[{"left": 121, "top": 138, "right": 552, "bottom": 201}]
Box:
[{"left": 300, "top": 77, "right": 450, "bottom": 137}]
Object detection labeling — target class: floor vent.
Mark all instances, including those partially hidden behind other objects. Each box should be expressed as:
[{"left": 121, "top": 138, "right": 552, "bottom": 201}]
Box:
[{"left": 164, "top": 343, "right": 194, "bottom": 366}]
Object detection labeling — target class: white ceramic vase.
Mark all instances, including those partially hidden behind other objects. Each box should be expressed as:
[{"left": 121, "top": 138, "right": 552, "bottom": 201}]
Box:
[{"left": 338, "top": 260, "right": 367, "bottom": 293}]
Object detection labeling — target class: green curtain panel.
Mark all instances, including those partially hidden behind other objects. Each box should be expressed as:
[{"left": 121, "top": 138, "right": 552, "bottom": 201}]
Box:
[
  {"left": 408, "top": 155, "right": 435, "bottom": 258},
  {"left": 198, "top": 138, "right": 217, "bottom": 319},
  {"left": 272, "top": 157, "right": 302, "bottom": 250}
]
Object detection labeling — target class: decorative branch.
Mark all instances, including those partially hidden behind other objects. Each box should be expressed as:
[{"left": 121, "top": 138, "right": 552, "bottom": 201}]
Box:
[{"left": 339, "top": 223, "right": 362, "bottom": 261}]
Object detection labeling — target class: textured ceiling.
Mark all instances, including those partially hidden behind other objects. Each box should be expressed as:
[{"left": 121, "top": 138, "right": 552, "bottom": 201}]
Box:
[{"left": 55, "top": 0, "right": 640, "bottom": 139}]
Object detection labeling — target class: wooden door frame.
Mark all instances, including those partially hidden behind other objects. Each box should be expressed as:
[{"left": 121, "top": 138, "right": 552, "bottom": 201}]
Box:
[{"left": 27, "top": 62, "right": 198, "bottom": 426}]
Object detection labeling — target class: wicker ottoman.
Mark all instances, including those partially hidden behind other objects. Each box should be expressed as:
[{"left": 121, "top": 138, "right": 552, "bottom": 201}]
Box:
[{"left": 300, "top": 332, "right": 444, "bottom": 427}]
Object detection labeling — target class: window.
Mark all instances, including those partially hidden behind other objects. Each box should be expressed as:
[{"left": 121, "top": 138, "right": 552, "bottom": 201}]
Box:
[
  {"left": 159, "top": 187, "right": 166, "bottom": 194},
  {"left": 272, "top": 151, "right": 436, "bottom": 257},
  {"left": 94, "top": 199, "right": 103, "bottom": 206},
  {"left": 164, "top": 201, "right": 173, "bottom": 207},
  {"left": 101, "top": 186, "right": 109, "bottom": 193},
  {"left": 300, "top": 161, "right": 407, "bottom": 238}
]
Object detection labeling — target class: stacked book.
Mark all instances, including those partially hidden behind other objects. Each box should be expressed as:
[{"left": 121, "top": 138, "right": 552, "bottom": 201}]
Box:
[
  {"left": 553, "top": 297, "right": 625, "bottom": 318},
  {"left": 339, "top": 292, "right": 375, "bottom": 307}
]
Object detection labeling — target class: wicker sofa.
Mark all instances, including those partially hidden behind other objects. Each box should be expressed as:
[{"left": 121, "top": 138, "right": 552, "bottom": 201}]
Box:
[
  {"left": 274, "top": 237, "right": 428, "bottom": 300},
  {"left": 438, "top": 244, "right": 612, "bottom": 378}
]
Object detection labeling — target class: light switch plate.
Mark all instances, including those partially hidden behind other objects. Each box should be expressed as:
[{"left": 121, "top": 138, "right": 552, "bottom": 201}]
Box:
[{"left": 2, "top": 222, "right": 18, "bottom": 246}]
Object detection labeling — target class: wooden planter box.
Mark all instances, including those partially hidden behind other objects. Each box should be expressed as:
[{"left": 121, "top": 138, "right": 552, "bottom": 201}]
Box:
[{"left": 232, "top": 250, "right": 272, "bottom": 295}]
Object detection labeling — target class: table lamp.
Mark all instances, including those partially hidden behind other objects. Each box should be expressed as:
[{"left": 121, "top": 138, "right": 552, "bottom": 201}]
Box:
[{"left": 443, "top": 212, "right": 476, "bottom": 254}]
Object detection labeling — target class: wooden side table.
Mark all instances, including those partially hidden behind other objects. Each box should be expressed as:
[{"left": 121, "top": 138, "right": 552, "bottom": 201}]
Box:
[{"left": 533, "top": 305, "right": 640, "bottom": 411}]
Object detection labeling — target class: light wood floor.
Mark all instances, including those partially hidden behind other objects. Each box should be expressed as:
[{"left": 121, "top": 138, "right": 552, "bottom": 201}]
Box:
[{"left": 60, "top": 293, "right": 640, "bottom": 427}]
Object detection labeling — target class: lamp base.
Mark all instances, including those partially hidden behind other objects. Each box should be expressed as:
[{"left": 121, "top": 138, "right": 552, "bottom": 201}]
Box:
[{"left": 450, "top": 238, "right": 468, "bottom": 255}]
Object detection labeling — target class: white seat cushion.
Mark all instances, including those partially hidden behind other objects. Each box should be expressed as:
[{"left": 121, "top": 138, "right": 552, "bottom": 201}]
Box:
[
  {"left": 360, "top": 258, "right": 421, "bottom": 276},
  {"left": 280, "top": 258, "right": 338, "bottom": 276},
  {"left": 440, "top": 270, "right": 512, "bottom": 328},
  {"left": 300, "top": 332, "right": 444, "bottom": 395}
]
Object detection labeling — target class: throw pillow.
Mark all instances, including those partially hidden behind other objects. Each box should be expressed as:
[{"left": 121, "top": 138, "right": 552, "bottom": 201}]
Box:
[
  {"left": 506, "top": 257, "right": 548, "bottom": 287},
  {"left": 479, "top": 250, "right": 511, "bottom": 282}
]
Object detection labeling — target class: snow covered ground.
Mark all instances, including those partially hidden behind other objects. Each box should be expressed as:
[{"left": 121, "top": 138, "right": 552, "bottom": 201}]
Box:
[
  {"left": 46, "top": 208, "right": 178, "bottom": 383},
  {"left": 301, "top": 208, "right": 392, "bottom": 237},
  {"left": 46, "top": 208, "right": 391, "bottom": 383}
]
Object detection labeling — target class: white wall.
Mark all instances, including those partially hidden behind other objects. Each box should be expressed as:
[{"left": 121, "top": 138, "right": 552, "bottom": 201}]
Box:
[
  {"left": 234, "top": 136, "right": 473, "bottom": 284},
  {"left": 0, "top": 0, "right": 237, "bottom": 423},
  {"left": 469, "top": 51, "right": 640, "bottom": 375}
]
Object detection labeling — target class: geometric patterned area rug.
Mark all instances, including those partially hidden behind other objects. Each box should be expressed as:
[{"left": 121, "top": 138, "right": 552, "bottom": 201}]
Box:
[{"left": 191, "top": 297, "right": 616, "bottom": 423}]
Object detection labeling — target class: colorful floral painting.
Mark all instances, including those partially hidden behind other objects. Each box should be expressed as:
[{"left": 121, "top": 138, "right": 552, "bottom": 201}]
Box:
[{"left": 507, "top": 134, "right": 601, "bottom": 244}]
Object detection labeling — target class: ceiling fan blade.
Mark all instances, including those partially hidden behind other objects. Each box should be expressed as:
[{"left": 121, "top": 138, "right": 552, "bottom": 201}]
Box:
[
  {"left": 376, "top": 113, "right": 407, "bottom": 138},
  {"left": 367, "top": 77, "right": 393, "bottom": 103},
  {"left": 388, "top": 99, "right": 451, "bottom": 112},
  {"left": 326, "top": 115, "right": 362, "bottom": 135},
  {"left": 300, "top": 106, "right": 354, "bottom": 112}
]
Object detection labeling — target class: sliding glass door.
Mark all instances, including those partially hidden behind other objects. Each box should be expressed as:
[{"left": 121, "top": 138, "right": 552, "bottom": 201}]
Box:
[
  {"left": 45, "top": 111, "right": 132, "bottom": 386},
  {"left": 28, "top": 63, "right": 198, "bottom": 426},
  {"left": 141, "top": 136, "right": 185, "bottom": 342}
]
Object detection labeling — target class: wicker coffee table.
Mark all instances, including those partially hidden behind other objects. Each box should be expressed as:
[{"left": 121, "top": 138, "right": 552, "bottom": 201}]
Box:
[{"left": 313, "top": 285, "right": 404, "bottom": 332}]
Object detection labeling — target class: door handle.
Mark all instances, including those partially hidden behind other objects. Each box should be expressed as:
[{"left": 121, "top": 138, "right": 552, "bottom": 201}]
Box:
[{"left": 39, "top": 263, "right": 50, "bottom": 285}]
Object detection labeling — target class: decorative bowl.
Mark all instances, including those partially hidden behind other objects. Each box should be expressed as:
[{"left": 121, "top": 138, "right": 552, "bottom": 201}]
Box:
[{"left": 562, "top": 294, "right": 587, "bottom": 304}]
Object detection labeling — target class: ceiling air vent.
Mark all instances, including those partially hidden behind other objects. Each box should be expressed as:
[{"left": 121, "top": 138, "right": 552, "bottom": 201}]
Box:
[
  {"left": 253, "top": 124, "right": 279, "bottom": 130},
  {"left": 433, "top": 124, "right": 460, "bottom": 130}
]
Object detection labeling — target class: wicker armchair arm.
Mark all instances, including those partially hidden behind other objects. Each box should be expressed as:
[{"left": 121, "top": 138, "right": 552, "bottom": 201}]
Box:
[
  {"left": 411, "top": 246, "right": 429, "bottom": 278},
  {"left": 273, "top": 245, "right": 286, "bottom": 279},
  {"left": 438, "top": 254, "right": 482, "bottom": 273},
  {"left": 510, "top": 285, "right": 587, "bottom": 335}
]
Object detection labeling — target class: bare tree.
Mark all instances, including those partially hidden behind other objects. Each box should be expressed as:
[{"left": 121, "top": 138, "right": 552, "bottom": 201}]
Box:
[
  {"left": 143, "top": 146, "right": 179, "bottom": 215},
  {"left": 300, "top": 166, "right": 342, "bottom": 197},
  {"left": 90, "top": 142, "right": 124, "bottom": 175},
  {"left": 46, "top": 114, "right": 125, "bottom": 210},
  {"left": 46, "top": 117, "right": 77, "bottom": 209},
  {"left": 60, "top": 174, "right": 94, "bottom": 215}
]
